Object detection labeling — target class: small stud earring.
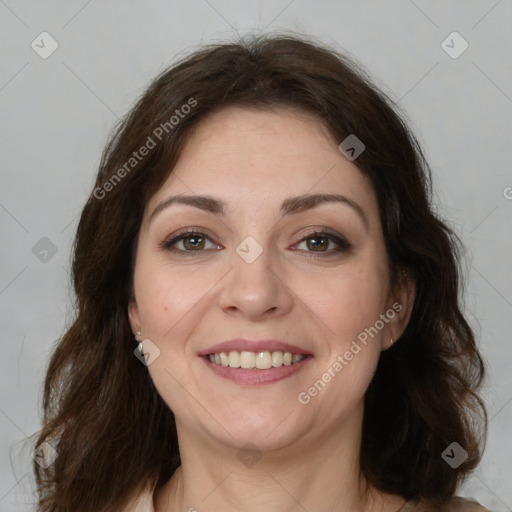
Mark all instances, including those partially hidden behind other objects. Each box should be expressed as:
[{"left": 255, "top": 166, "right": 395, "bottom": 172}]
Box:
[{"left": 390, "top": 336, "right": 394, "bottom": 345}]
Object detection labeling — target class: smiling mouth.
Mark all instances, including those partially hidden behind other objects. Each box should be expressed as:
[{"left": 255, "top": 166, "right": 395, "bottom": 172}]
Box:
[{"left": 206, "top": 350, "right": 309, "bottom": 369}]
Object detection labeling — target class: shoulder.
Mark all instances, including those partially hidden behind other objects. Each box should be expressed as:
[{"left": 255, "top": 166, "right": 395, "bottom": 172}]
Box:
[
  {"left": 441, "top": 497, "right": 491, "bottom": 511},
  {"left": 402, "top": 496, "right": 491, "bottom": 511}
]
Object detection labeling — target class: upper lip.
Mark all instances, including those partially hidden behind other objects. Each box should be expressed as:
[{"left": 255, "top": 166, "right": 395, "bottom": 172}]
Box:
[{"left": 198, "top": 339, "right": 312, "bottom": 356}]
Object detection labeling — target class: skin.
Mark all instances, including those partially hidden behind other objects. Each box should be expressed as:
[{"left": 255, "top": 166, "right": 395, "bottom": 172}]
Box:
[{"left": 128, "top": 106, "right": 415, "bottom": 512}]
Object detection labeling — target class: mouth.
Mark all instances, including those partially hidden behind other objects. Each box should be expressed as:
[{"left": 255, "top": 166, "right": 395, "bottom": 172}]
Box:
[
  {"left": 198, "top": 339, "right": 313, "bottom": 385},
  {"left": 206, "top": 350, "right": 308, "bottom": 369}
]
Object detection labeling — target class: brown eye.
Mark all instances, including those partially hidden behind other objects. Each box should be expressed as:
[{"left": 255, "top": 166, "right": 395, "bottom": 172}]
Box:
[
  {"left": 160, "top": 230, "right": 221, "bottom": 256},
  {"left": 295, "top": 230, "right": 351, "bottom": 256},
  {"left": 305, "top": 236, "right": 329, "bottom": 251},
  {"left": 180, "top": 234, "right": 205, "bottom": 250}
]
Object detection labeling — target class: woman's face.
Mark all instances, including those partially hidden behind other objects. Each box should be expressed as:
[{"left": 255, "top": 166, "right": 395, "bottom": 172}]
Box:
[{"left": 129, "top": 106, "right": 410, "bottom": 452}]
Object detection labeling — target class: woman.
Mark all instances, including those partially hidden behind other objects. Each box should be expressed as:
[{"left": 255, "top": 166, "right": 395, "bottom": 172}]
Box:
[{"left": 33, "top": 34, "right": 489, "bottom": 511}]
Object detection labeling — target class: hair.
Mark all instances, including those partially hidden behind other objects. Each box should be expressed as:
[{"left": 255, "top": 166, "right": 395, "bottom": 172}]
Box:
[{"left": 33, "top": 33, "right": 487, "bottom": 511}]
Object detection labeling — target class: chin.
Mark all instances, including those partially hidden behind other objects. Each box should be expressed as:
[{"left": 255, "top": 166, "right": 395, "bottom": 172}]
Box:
[{"left": 206, "top": 408, "right": 314, "bottom": 454}]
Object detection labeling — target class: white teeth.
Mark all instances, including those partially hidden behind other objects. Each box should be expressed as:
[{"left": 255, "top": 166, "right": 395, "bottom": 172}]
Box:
[
  {"left": 228, "top": 351, "right": 241, "bottom": 367},
  {"left": 207, "top": 350, "right": 306, "bottom": 369},
  {"left": 240, "top": 351, "right": 255, "bottom": 369},
  {"left": 255, "top": 351, "right": 272, "bottom": 369},
  {"left": 272, "top": 351, "right": 283, "bottom": 367}
]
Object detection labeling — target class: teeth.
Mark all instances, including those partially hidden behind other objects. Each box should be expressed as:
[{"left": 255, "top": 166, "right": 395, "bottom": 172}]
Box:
[
  {"left": 228, "top": 351, "right": 241, "bottom": 367},
  {"left": 256, "top": 351, "right": 272, "bottom": 369},
  {"left": 271, "top": 351, "right": 283, "bottom": 367},
  {"left": 240, "top": 351, "right": 255, "bottom": 369},
  {"left": 207, "top": 350, "right": 306, "bottom": 369}
]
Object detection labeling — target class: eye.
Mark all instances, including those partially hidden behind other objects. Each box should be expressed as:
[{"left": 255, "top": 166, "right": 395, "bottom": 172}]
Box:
[
  {"left": 159, "top": 228, "right": 350, "bottom": 258},
  {"left": 160, "top": 228, "right": 221, "bottom": 256},
  {"left": 293, "top": 230, "right": 351, "bottom": 257}
]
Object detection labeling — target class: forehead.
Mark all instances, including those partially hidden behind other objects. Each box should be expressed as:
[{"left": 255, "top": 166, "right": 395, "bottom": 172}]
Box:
[{"left": 146, "top": 106, "right": 378, "bottom": 219}]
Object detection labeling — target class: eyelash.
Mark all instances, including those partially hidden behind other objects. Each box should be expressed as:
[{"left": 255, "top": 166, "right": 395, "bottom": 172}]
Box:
[{"left": 159, "top": 227, "right": 351, "bottom": 259}]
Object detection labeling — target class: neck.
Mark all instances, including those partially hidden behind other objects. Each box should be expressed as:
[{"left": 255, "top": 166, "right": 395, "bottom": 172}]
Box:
[
  {"left": 155, "top": 404, "right": 405, "bottom": 512},
  {"left": 154, "top": 404, "right": 405, "bottom": 512}
]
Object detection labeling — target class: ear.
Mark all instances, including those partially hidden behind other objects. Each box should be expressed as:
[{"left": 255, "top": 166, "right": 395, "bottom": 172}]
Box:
[
  {"left": 383, "top": 270, "right": 416, "bottom": 350},
  {"left": 128, "top": 298, "right": 141, "bottom": 338}
]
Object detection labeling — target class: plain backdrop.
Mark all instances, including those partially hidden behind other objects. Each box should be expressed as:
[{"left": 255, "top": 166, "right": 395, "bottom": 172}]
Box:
[{"left": 1, "top": 1, "right": 511, "bottom": 510}]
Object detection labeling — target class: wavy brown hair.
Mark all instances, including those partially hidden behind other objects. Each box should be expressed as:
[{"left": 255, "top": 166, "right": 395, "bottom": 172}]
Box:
[{"left": 33, "top": 33, "right": 487, "bottom": 511}]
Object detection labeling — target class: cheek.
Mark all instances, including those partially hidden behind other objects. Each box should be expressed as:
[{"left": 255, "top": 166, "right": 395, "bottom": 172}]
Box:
[
  {"left": 301, "top": 260, "right": 388, "bottom": 345},
  {"left": 134, "top": 257, "right": 222, "bottom": 338},
  {"left": 135, "top": 262, "right": 212, "bottom": 411},
  {"left": 302, "top": 269, "right": 386, "bottom": 416},
  {"left": 312, "top": 260, "right": 388, "bottom": 407}
]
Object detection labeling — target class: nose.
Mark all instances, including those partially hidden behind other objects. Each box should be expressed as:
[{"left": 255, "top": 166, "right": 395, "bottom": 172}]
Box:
[{"left": 218, "top": 241, "right": 294, "bottom": 321}]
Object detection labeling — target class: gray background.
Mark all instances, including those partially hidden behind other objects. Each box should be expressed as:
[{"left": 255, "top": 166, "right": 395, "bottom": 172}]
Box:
[{"left": 1, "top": 1, "right": 511, "bottom": 510}]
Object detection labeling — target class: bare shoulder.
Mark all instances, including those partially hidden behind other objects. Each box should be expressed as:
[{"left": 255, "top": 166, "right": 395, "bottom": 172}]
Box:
[{"left": 401, "top": 496, "right": 491, "bottom": 511}]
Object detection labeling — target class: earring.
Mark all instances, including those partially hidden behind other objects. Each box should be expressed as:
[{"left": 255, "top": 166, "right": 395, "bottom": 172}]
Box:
[
  {"left": 390, "top": 336, "right": 394, "bottom": 345},
  {"left": 135, "top": 331, "right": 144, "bottom": 355}
]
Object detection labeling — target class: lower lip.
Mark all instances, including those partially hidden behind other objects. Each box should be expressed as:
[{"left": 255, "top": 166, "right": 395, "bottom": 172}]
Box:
[{"left": 201, "top": 356, "right": 312, "bottom": 385}]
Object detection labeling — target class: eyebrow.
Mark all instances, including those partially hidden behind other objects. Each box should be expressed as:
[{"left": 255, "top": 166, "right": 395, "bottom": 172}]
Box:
[{"left": 149, "top": 193, "right": 368, "bottom": 228}]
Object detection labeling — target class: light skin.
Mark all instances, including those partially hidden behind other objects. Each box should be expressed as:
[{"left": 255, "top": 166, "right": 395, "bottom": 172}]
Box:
[{"left": 128, "top": 106, "right": 415, "bottom": 512}]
